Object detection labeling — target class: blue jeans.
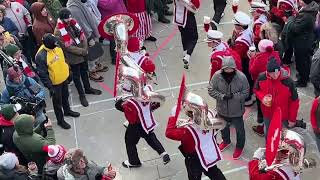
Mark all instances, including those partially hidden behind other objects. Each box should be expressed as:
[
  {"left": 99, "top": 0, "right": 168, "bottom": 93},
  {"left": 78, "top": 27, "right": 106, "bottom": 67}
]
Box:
[
  {"left": 263, "top": 118, "right": 289, "bottom": 140},
  {"left": 221, "top": 116, "right": 245, "bottom": 149},
  {"left": 34, "top": 108, "right": 46, "bottom": 127}
]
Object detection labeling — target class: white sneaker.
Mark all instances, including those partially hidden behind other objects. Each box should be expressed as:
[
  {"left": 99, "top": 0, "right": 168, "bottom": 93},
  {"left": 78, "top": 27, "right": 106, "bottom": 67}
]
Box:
[
  {"left": 123, "top": 120, "right": 129, "bottom": 128},
  {"left": 183, "top": 54, "right": 190, "bottom": 64}
]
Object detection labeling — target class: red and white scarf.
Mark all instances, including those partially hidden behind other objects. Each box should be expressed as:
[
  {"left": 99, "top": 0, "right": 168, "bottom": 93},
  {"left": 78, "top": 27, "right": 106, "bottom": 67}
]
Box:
[
  {"left": 16, "top": 58, "right": 35, "bottom": 78},
  {"left": 57, "top": 18, "right": 85, "bottom": 47}
]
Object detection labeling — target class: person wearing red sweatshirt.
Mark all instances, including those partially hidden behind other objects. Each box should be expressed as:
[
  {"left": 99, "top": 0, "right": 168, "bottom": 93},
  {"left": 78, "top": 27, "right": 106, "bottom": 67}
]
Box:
[
  {"left": 228, "top": 11, "right": 255, "bottom": 106},
  {"left": 249, "top": 39, "right": 281, "bottom": 137},
  {"left": 173, "top": 0, "right": 200, "bottom": 69},
  {"left": 206, "top": 30, "right": 242, "bottom": 80},
  {"left": 254, "top": 58, "right": 299, "bottom": 138},
  {"left": 165, "top": 105, "right": 226, "bottom": 180},
  {"left": 310, "top": 96, "right": 320, "bottom": 151},
  {"left": 115, "top": 85, "right": 170, "bottom": 168}
]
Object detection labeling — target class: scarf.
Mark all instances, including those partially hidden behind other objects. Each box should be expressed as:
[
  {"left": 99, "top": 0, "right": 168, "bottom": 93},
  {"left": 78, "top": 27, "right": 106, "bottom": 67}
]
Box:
[
  {"left": 57, "top": 18, "right": 85, "bottom": 47},
  {"left": 16, "top": 57, "right": 35, "bottom": 78}
]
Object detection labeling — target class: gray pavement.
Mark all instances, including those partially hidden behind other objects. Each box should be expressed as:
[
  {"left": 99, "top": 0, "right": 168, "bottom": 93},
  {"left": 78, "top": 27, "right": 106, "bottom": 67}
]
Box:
[{"left": 24, "top": 0, "right": 320, "bottom": 179}]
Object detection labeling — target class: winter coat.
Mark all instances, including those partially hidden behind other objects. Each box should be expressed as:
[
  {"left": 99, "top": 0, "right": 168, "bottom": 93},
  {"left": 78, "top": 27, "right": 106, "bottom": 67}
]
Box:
[
  {"left": 43, "top": 161, "right": 63, "bottom": 180},
  {"left": 30, "top": 2, "right": 56, "bottom": 45},
  {"left": 0, "top": 166, "right": 29, "bottom": 180},
  {"left": 40, "top": 0, "right": 63, "bottom": 19},
  {"left": 254, "top": 69, "right": 299, "bottom": 122},
  {"left": 85, "top": 0, "right": 101, "bottom": 24},
  {"left": 1, "top": 75, "right": 45, "bottom": 104},
  {"left": 0, "top": 116, "right": 28, "bottom": 166},
  {"left": 208, "top": 70, "right": 250, "bottom": 118},
  {"left": 57, "top": 161, "right": 105, "bottom": 180},
  {"left": 13, "top": 115, "right": 56, "bottom": 173},
  {"left": 310, "top": 97, "right": 320, "bottom": 133},
  {"left": 0, "top": 17, "right": 19, "bottom": 37},
  {"left": 260, "top": 22, "right": 284, "bottom": 58},
  {"left": 4, "top": 2, "right": 32, "bottom": 34},
  {"left": 287, "top": 1, "right": 318, "bottom": 49},
  {"left": 98, "top": 0, "right": 127, "bottom": 18},
  {"left": 67, "top": 0, "right": 100, "bottom": 39},
  {"left": 311, "top": 47, "right": 320, "bottom": 91},
  {"left": 53, "top": 25, "right": 88, "bottom": 65},
  {"left": 249, "top": 51, "right": 281, "bottom": 82}
]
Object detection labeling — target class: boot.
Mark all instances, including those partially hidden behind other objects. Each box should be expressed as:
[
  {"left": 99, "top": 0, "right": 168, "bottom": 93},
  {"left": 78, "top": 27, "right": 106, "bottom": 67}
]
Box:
[
  {"left": 146, "top": 36, "right": 157, "bottom": 42},
  {"left": 295, "top": 80, "right": 308, "bottom": 87},
  {"left": 64, "top": 110, "right": 80, "bottom": 117},
  {"left": 80, "top": 95, "right": 89, "bottom": 107},
  {"left": 89, "top": 72, "right": 104, "bottom": 82},
  {"left": 252, "top": 125, "right": 264, "bottom": 137},
  {"left": 85, "top": 88, "right": 102, "bottom": 95},
  {"left": 58, "top": 120, "right": 71, "bottom": 129}
]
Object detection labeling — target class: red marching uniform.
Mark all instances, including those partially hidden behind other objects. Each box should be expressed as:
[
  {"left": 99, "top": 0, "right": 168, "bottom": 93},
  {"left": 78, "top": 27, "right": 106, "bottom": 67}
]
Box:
[
  {"left": 210, "top": 42, "right": 242, "bottom": 79},
  {"left": 310, "top": 97, "right": 320, "bottom": 133},
  {"left": 271, "top": 0, "right": 298, "bottom": 28},
  {"left": 231, "top": 28, "right": 254, "bottom": 61},
  {"left": 253, "top": 14, "right": 268, "bottom": 45},
  {"left": 248, "top": 160, "right": 301, "bottom": 180},
  {"left": 126, "top": 0, "right": 152, "bottom": 41}
]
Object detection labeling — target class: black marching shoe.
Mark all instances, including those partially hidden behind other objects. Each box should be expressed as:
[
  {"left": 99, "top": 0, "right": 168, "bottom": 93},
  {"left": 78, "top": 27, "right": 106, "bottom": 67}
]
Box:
[
  {"left": 58, "top": 120, "right": 71, "bottom": 129},
  {"left": 162, "top": 153, "right": 171, "bottom": 165},
  {"left": 146, "top": 36, "right": 157, "bottom": 42},
  {"left": 122, "top": 160, "right": 142, "bottom": 168},
  {"left": 294, "top": 80, "right": 308, "bottom": 88},
  {"left": 85, "top": 88, "right": 102, "bottom": 95},
  {"left": 158, "top": 16, "right": 170, "bottom": 24},
  {"left": 80, "top": 95, "right": 89, "bottom": 107},
  {"left": 64, "top": 110, "right": 80, "bottom": 118}
]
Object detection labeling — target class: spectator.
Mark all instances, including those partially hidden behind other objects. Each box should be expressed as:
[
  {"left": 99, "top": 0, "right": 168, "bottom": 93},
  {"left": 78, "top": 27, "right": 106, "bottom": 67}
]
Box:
[
  {"left": 311, "top": 47, "right": 320, "bottom": 97},
  {"left": 0, "top": 152, "right": 30, "bottom": 179},
  {"left": 0, "top": 104, "right": 28, "bottom": 166},
  {"left": 97, "top": 0, "right": 127, "bottom": 64},
  {"left": 30, "top": 2, "right": 56, "bottom": 46},
  {"left": 0, "top": 5, "right": 18, "bottom": 37},
  {"left": 249, "top": 39, "right": 281, "bottom": 137},
  {"left": 254, "top": 58, "right": 299, "bottom": 137},
  {"left": 13, "top": 114, "right": 55, "bottom": 174},
  {"left": 85, "top": 0, "right": 101, "bottom": 25},
  {"left": 286, "top": 0, "right": 319, "bottom": 87},
  {"left": 67, "top": 0, "right": 107, "bottom": 82},
  {"left": 310, "top": 96, "right": 320, "bottom": 151},
  {"left": 151, "top": 0, "right": 172, "bottom": 23},
  {"left": 0, "top": 25, "right": 21, "bottom": 50},
  {"left": 3, "top": 43, "right": 39, "bottom": 82},
  {"left": 0, "top": 0, "right": 36, "bottom": 64},
  {"left": 40, "top": 0, "right": 63, "bottom": 19},
  {"left": 259, "top": 22, "right": 284, "bottom": 58},
  {"left": 54, "top": 9, "right": 102, "bottom": 107},
  {"left": 35, "top": 33, "right": 80, "bottom": 129},
  {"left": 1, "top": 67, "right": 46, "bottom": 126},
  {"left": 57, "top": 148, "right": 116, "bottom": 180},
  {"left": 42, "top": 145, "right": 67, "bottom": 179},
  {"left": 208, "top": 56, "right": 249, "bottom": 159}
]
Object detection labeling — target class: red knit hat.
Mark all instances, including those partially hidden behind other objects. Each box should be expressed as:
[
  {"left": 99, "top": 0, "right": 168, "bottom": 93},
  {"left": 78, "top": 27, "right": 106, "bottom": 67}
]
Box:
[
  {"left": 43, "top": 145, "right": 67, "bottom": 164},
  {"left": 141, "top": 59, "right": 155, "bottom": 73},
  {"left": 127, "top": 37, "right": 140, "bottom": 52}
]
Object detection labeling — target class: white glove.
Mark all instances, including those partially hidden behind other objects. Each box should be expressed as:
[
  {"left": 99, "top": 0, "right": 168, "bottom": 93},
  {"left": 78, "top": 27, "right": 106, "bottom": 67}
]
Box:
[
  {"left": 88, "top": 39, "right": 95, "bottom": 47},
  {"left": 253, "top": 147, "right": 265, "bottom": 160},
  {"left": 170, "top": 105, "right": 177, "bottom": 116}
]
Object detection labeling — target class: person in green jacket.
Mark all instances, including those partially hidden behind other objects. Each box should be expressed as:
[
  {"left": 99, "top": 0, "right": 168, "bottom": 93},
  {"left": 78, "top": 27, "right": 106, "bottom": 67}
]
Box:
[
  {"left": 41, "top": 0, "right": 63, "bottom": 19},
  {"left": 13, "top": 114, "right": 56, "bottom": 174}
]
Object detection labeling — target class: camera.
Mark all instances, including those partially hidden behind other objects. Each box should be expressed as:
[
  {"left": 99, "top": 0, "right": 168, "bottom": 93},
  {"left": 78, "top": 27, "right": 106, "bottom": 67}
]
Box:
[{"left": 10, "top": 96, "right": 46, "bottom": 115}]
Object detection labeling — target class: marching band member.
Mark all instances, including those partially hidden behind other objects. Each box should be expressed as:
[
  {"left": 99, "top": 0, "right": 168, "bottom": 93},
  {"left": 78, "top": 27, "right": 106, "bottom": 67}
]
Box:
[
  {"left": 250, "top": 1, "right": 269, "bottom": 46},
  {"left": 165, "top": 94, "right": 226, "bottom": 180},
  {"left": 115, "top": 85, "right": 171, "bottom": 168},
  {"left": 270, "top": 0, "right": 298, "bottom": 29},
  {"left": 205, "top": 30, "right": 242, "bottom": 79},
  {"left": 173, "top": 0, "right": 200, "bottom": 69},
  {"left": 228, "top": 11, "right": 255, "bottom": 106}
]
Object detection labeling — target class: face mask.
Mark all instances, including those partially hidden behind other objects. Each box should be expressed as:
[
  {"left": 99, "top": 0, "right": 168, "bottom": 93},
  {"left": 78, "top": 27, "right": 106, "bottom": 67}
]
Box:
[{"left": 81, "top": 0, "right": 87, "bottom": 3}]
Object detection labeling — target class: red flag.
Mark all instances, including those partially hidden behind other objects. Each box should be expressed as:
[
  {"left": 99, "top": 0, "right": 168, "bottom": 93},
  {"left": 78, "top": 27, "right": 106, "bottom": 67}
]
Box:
[
  {"left": 175, "top": 73, "right": 186, "bottom": 121},
  {"left": 113, "top": 52, "right": 121, "bottom": 97},
  {"left": 266, "top": 107, "right": 282, "bottom": 166}
]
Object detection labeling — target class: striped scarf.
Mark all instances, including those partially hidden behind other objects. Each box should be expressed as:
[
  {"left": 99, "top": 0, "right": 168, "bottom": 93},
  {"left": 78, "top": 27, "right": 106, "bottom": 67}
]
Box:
[
  {"left": 57, "top": 18, "right": 85, "bottom": 47},
  {"left": 17, "top": 57, "right": 35, "bottom": 78}
]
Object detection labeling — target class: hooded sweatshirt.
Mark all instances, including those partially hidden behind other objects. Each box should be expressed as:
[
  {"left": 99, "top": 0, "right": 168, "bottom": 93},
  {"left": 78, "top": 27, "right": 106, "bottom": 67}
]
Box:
[
  {"left": 12, "top": 114, "right": 56, "bottom": 173},
  {"left": 30, "top": 2, "right": 56, "bottom": 45}
]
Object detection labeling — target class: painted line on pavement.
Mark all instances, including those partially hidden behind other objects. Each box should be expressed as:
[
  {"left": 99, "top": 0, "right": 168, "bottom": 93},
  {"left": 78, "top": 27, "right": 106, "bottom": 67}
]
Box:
[{"left": 70, "top": 95, "right": 79, "bottom": 148}]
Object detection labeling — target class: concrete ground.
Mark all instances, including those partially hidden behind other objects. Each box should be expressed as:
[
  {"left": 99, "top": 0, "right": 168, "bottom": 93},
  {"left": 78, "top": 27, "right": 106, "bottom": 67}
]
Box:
[{"left": 33, "top": 0, "right": 320, "bottom": 179}]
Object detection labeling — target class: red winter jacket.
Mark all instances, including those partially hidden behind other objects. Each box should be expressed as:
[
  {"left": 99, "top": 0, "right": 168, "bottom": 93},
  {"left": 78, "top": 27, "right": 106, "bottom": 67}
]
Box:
[
  {"left": 254, "top": 70, "right": 299, "bottom": 123},
  {"left": 210, "top": 48, "right": 242, "bottom": 79},
  {"left": 248, "top": 160, "right": 285, "bottom": 180},
  {"left": 310, "top": 97, "right": 320, "bottom": 133},
  {"left": 165, "top": 116, "right": 196, "bottom": 154},
  {"left": 233, "top": 41, "right": 249, "bottom": 61},
  {"left": 249, "top": 51, "right": 281, "bottom": 82},
  {"left": 126, "top": 0, "right": 146, "bottom": 13}
]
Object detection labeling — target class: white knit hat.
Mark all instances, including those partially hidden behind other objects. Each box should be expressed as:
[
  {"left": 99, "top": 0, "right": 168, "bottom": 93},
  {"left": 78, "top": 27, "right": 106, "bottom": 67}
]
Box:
[
  {"left": 258, "top": 39, "right": 274, "bottom": 53},
  {"left": 0, "top": 153, "right": 18, "bottom": 170}
]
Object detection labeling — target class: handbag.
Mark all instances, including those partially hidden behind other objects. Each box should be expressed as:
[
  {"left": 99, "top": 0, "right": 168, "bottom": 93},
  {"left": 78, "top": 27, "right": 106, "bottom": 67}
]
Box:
[{"left": 87, "top": 42, "right": 104, "bottom": 61}]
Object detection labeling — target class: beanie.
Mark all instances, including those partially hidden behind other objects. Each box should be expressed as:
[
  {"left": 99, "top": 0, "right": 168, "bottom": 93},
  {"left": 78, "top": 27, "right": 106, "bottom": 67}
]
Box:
[
  {"left": 258, "top": 39, "right": 274, "bottom": 53},
  {"left": 302, "top": 0, "right": 313, "bottom": 4},
  {"left": 267, "top": 57, "right": 281, "bottom": 72},
  {"left": 43, "top": 145, "right": 67, "bottom": 164},
  {"left": 140, "top": 59, "right": 155, "bottom": 73},
  {"left": 7, "top": 66, "right": 22, "bottom": 81},
  {"left": 221, "top": 56, "right": 236, "bottom": 69},
  {"left": 58, "top": 8, "right": 71, "bottom": 20},
  {"left": 0, "top": 153, "right": 18, "bottom": 170},
  {"left": 127, "top": 37, "right": 140, "bottom": 52},
  {"left": 0, "top": 104, "right": 21, "bottom": 120},
  {"left": 5, "top": 43, "right": 20, "bottom": 57},
  {"left": 42, "top": 33, "right": 58, "bottom": 49}
]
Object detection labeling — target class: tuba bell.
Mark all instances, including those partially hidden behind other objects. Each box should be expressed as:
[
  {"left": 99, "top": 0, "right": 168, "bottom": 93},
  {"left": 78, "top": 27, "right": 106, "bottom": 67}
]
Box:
[{"left": 176, "top": 0, "right": 198, "bottom": 13}]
